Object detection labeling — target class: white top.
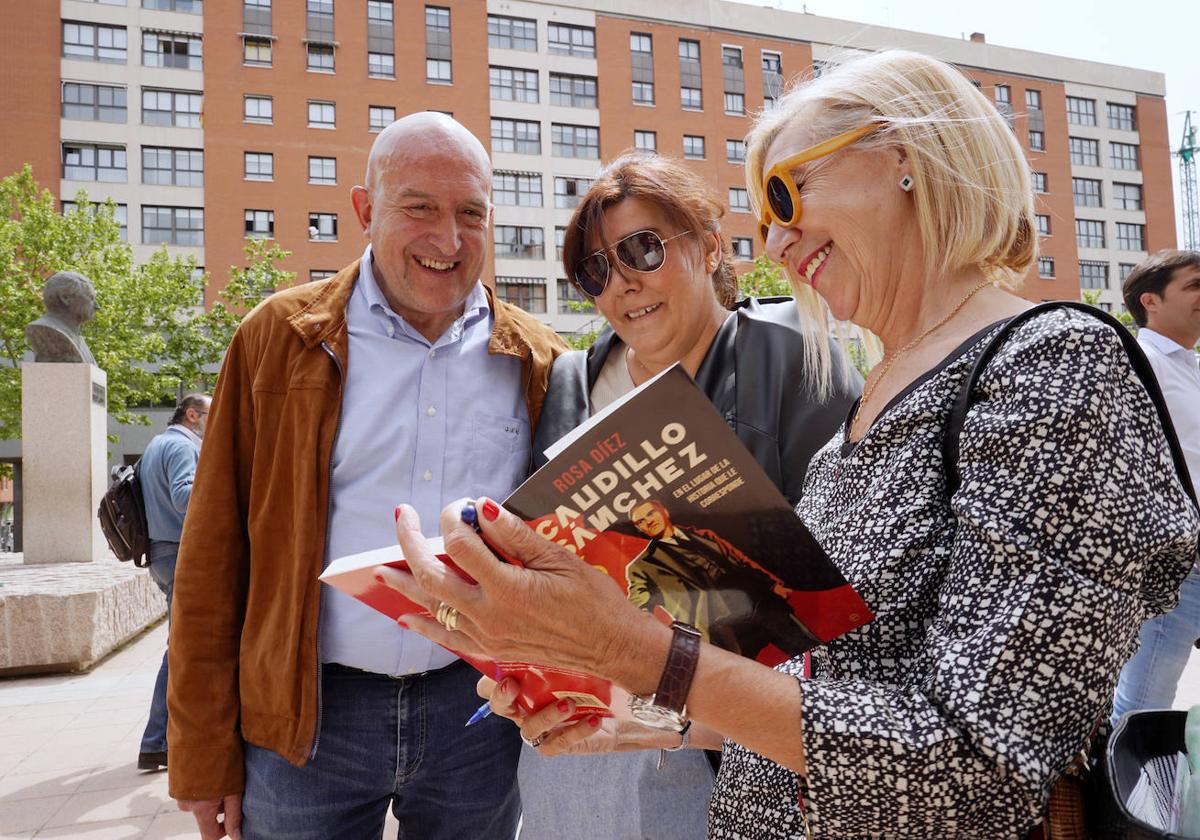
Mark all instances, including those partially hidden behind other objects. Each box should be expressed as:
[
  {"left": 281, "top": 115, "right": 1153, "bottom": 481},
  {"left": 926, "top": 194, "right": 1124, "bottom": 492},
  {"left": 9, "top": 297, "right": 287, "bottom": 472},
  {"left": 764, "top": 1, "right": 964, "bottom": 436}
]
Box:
[
  {"left": 1138, "top": 328, "right": 1200, "bottom": 501},
  {"left": 589, "top": 345, "right": 637, "bottom": 413}
]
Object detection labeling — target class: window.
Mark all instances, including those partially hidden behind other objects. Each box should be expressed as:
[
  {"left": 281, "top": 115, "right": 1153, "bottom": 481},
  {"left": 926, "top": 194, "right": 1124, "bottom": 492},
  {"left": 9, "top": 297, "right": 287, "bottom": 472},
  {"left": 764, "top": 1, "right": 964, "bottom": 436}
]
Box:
[
  {"left": 63, "top": 201, "right": 128, "bottom": 241},
  {"left": 145, "top": 88, "right": 202, "bottom": 127},
  {"left": 488, "top": 14, "right": 536, "bottom": 51},
  {"left": 1078, "top": 260, "right": 1109, "bottom": 290},
  {"left": 367, "top": 1, "right": 394, "bottom": 78},
  {"left": 1066, "top": 96, "right": 1096, "bottom": 126},
  {"left": 762, "top": 51, "right": 782, "bottom": 109},
  {"left": 1028, "top": 131, "right": 1045, "bottom": 152},
  {"left": 369, "top": 105, "right": 395, "bottom": 132},
  {"left": 1118, "top": 263, "right": 1137, "bottom": 283},
  {"left": 426, "top": 6, "right": 451, "bottom": 83},
  {"left": 62, "top": 143, "right": 126, "bottom": 182},
  {"left": 490, "top": 66, "right": 538, "bottom": 103},
  {"left": 679, "top": 39, "right": 701, "bottom": 111},
  {"left": 722, "top": 46, "right": 745, "bottom": 115},
  {"left": 1075, "top": 219, "right": 1105, "bottom": 249},
  {"left": 495, "top": 226, "right": 544, "bottom": 260},
  {"left": 494, "top": 171, "right": 542, "bottom": 207},
  {"left": 732, "top": 237, "right": 752, "bottom": 259},
  {"left": 557, "top": 279, "right": 593, "bottom": 314},
  {"left": 554, "top": 176, "right": 592, "bottom": 209},
  {"left": 1072, "top": 177, "right": 1102, "bottom": 207},
  {"left": 143, "top": 0, "right": 203, "bottom": 10},
  {"left": 635, "top": 130, "right": 657, "bottom": 152},
  {"left": 1107, "top": 103, "right": 1136, "bottom": 131},
  {"left": 1034, "top": 214, "right": 1051, "bottom": 236},
  {"left": 143, "top": 206, "right": 203, "bottom": 246},
  {"left": 550, "top": 73, "right": 597, "bottom": 109},
  {"left": 727, "top": 139, "right": 746, "bottom": 164},
  {"left": 1025, "top": 89, "right": 1042, "bottom": 110},
  {"left": 62, "top": 83, "right": 126, "bottom": 122},
  {"left": 548, "top": 23, "right": 594, "bottom": 58},
  {"left": 1069, "top": 137, "right": 1100, "bottom": 166},
  {"left": 243, "top": 94, "right": 273, "bottom": 124},
  {"left": 244, "top": 209, "right": 274, "bottom": 239},
  {"left": 492, "top": 118, "right": 541, "bottom": 154},
  {"left": 309, "top": 212, "right": 338, "bottom": 242},
  {"left": 555, "top": 226, "right": 566, "bottom": 260},
  {"left": 551, "top": 124, "right": 599, "bottom": 159},
  {"left": 244, "top": 152, "right": 273, "bottom": 180},
  {"left": 683, "top": 135, "right": 705, "bottom": 160},
  {"left": 243, "top": 0, "right": 272, "bottom": 39},
  {"left": 1031, "top": 171, "right": 1047, "bottom": 193},
  {"left": 729, "top": 188, "right": 750, "bottom": 213},
  {"left": 631, "top": 32, "right": 654, "bottom": 105},
  {"left": 495, "top": 277, "right": 546, "bottom": 313},
  {"left": 243, "top": 37, "right": 272, "bottom": 65},
  {"left": 310, "top": 270, "right": 337, "bottom": 282},
  {"left": 1113, "top": 182, "right": 1143, "bottom": 211},
  {"left": 308, "top": 156, "right": 336, "bottom": 185},
  {"left": 63, "top": 22, "right": 127, "bottom": 63},
  {"left": 308, "top": 100, "right": 335, "bottom": 128},
  {"left": 1110, "top": 142, "right": 1139, "bottom": 171},
  {"left": 307, "top": 43, "right": 334, "bottom": 72},
  {"left": 1037, "top": 257, "right": 1055, "bottom": 278},
  {"left": 143, "top": 31, "right": 202, "bottom": 69},
  {"left": 1115, "top": 222, "right": 1145, "bottom": 251},
  {"left": 994, "top": 84, "right": 1011, "bottom": 105},
  {"left": 142, "top": 147, "right": 203, "bottom": 186}
]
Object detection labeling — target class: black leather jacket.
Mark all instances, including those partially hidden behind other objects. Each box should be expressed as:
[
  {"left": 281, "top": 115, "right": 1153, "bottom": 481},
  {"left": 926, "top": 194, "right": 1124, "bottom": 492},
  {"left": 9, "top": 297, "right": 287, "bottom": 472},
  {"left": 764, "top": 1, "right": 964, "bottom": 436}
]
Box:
[{"left": 532, "top": 297, "right": 862, "bottom": 506}]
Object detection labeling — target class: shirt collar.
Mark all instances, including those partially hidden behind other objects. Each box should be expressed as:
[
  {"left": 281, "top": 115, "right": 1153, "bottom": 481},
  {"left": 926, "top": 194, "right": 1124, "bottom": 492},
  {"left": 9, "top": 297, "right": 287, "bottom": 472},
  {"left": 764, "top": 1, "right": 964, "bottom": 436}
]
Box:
[
  {"left": 169, "top": 424, "right": 202, "bottom": 447},
  {"left": 358, "top": 244, "right": 491, "bottom": 337},
  {"left": 1140, "top": 328, "right": 1196, "bottom": 356}
]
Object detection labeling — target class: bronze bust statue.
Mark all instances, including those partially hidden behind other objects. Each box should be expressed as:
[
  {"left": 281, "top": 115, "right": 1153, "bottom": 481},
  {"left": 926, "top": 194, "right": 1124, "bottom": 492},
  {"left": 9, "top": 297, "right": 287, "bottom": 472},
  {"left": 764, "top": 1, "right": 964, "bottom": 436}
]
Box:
[{"left": 25, "top": 271, "right": 99, "bottom": 365}]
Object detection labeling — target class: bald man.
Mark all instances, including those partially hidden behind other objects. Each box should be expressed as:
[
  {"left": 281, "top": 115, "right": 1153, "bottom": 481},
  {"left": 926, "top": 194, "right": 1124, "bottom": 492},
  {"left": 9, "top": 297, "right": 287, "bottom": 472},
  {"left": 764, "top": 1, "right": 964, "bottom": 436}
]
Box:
[{"left": 166, "top": 113, "right": 565, "bottom": 840}]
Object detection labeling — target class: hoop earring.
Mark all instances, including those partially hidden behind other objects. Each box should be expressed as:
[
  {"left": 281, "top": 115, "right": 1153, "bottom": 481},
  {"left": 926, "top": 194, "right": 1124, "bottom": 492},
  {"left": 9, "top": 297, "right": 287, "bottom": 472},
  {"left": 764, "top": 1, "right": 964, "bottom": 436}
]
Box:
[{"left": 899, "top": 175, "right": 914, "bottom": 192}]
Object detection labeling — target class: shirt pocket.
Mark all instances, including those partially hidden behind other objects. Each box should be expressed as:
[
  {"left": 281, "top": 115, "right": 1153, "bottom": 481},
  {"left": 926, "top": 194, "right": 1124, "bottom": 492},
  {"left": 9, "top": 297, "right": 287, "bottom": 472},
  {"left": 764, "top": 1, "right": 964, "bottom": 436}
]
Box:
[{"left": 471, "top": 411, "right": 532, "bottom": 498}]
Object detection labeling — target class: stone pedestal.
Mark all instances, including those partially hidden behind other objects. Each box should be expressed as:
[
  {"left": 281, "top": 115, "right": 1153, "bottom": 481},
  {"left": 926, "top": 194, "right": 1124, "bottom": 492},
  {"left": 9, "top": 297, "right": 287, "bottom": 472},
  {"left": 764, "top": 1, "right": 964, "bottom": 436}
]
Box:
[
  {"left": 21, "top": 363, "right": 109, "bottom": 564},
  {"left": 0, "top": 552, "right": 166, "bottom": 674}
]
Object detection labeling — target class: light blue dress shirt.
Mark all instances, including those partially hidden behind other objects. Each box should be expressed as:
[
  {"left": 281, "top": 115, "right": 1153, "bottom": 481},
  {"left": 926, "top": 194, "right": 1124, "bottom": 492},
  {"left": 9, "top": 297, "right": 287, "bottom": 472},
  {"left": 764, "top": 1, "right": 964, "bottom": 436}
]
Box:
[{"left": 319, "top": 246, "right": 532, "bottom": 676}]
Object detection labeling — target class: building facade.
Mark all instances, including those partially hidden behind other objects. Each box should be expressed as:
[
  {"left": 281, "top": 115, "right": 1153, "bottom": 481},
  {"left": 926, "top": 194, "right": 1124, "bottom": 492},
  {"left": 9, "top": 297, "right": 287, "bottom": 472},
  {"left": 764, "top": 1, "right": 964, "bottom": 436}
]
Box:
[{"left": 0, "top": 0, "right": 1176, "bottom": 335}]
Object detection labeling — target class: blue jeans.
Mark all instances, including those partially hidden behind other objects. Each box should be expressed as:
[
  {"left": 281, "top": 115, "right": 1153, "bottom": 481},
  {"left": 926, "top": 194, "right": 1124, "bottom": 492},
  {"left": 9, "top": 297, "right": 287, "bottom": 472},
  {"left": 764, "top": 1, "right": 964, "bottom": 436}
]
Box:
[
  {"left": 241, "top": 660, "right": 521, "bottom": 840},
  {"left": 139, "top": 540, "right": 178, "bottom": 754},
  {"left": 1112, "top": 566, "right": 1200, "bottom": 723}
]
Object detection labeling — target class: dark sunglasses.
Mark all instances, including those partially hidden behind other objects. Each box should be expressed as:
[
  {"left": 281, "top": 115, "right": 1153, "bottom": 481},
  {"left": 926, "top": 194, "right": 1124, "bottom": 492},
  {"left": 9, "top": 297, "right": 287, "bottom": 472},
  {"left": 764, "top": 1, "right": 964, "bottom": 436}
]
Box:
[
  {"left": 758, "top": 123, "right": 879, "bottom": 243},
  {"left": 574, "top": 229, "right": 692, "bottom": 298}
]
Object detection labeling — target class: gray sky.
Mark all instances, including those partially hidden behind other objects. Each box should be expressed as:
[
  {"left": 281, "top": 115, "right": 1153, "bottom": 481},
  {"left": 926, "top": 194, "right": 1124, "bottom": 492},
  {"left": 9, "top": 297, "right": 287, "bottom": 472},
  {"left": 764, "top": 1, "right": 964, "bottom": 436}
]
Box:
[{"left": 742, "top": 0, "right": 1198, "bottom": 243}]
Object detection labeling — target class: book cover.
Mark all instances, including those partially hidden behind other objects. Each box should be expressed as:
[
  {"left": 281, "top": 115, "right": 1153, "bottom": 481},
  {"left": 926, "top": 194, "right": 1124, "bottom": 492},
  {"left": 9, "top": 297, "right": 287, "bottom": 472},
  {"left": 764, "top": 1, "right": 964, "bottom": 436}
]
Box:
[{"left": 507, "top": 363, "right": 872, "bottom": 667}]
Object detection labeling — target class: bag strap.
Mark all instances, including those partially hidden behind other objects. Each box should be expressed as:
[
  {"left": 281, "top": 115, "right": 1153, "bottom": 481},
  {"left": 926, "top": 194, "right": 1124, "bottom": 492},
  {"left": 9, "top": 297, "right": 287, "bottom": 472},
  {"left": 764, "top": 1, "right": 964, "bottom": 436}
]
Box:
[{"left": 942, "top": 301, "right": 1197, "bottom": 510}]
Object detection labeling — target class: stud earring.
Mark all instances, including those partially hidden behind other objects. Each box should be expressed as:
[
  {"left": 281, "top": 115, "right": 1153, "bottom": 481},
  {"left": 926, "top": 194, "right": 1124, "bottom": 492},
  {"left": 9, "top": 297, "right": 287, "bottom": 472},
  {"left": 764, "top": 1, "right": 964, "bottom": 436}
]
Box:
[{"left": 899, "top": 174, "right": 914, "bottom": 192}]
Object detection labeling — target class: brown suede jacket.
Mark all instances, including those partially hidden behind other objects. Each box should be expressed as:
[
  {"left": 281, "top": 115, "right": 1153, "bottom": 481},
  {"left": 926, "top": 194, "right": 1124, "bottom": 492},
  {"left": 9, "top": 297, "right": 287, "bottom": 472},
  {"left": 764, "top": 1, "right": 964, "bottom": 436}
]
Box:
[{"left": 166, "top": 260, "right": 566, "bottom": 800}]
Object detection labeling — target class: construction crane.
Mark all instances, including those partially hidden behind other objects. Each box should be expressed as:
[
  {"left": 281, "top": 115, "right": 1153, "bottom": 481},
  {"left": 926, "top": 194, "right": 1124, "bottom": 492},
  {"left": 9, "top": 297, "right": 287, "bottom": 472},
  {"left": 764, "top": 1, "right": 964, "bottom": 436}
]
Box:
[{"left": 1180, "top": 111, "right": 1199, "bottom": 249}]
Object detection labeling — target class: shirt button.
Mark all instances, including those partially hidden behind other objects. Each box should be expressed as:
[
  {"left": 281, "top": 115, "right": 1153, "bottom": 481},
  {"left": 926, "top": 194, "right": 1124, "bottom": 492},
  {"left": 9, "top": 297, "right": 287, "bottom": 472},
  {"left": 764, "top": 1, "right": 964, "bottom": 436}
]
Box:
[
  {"left": 426, "top": 406, "right": 437, "bottom": 417},
  {"left": 387, "top": 324, "right": 395, "bottom": 337},
  {"left": 423, "top": 470, "right": 433, "bottom": 482},
  {"left": 429, "top": 349, "right": 437, "bottom": 359}
]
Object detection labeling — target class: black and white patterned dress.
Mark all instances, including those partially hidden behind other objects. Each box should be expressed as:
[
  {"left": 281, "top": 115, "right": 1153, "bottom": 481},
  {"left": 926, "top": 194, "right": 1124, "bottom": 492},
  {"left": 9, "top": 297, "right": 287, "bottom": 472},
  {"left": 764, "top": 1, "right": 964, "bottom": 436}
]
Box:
[{"left": 708, "top": 309, "right": 1199, "bottom": 839}]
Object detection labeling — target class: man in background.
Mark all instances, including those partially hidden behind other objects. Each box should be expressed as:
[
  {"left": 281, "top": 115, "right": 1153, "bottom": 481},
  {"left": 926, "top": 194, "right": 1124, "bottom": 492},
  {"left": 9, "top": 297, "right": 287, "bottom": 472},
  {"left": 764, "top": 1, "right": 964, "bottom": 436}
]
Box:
[
  {"left": 137, "top": 393, "right": 210, "bottom": 771},
  {"left": 1115, "top": 249, "right": 1200, "bottom": 721}
]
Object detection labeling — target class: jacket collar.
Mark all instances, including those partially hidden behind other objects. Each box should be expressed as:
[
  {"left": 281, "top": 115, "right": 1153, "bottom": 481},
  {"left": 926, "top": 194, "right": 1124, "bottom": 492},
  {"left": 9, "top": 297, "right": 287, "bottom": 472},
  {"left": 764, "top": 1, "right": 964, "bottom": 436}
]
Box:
[{"left": 283, "top": 258, "right": 537, "bottom": 363}]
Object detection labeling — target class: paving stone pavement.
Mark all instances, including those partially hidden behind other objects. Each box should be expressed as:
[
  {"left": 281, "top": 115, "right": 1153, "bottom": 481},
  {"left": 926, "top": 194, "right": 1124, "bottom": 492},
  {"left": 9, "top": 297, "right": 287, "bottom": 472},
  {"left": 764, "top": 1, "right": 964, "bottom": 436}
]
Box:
[{"left": 0, "top": 615, "right": 1197, "bottom": 837}]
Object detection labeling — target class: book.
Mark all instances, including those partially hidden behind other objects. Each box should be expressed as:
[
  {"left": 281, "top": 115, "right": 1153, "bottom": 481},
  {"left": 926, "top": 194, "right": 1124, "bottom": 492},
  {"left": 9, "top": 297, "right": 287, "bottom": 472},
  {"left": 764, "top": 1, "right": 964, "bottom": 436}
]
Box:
[{"left": 320, "top": 363, "right": 872, "bottom": 719}]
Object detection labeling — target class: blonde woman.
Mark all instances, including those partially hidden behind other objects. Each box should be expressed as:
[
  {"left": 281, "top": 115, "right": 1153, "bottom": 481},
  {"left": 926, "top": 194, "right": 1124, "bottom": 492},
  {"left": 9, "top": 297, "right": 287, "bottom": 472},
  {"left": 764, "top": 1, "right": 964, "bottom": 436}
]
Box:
[{"left": 379, "top": 51, "right": 1199, "bottom": 838}]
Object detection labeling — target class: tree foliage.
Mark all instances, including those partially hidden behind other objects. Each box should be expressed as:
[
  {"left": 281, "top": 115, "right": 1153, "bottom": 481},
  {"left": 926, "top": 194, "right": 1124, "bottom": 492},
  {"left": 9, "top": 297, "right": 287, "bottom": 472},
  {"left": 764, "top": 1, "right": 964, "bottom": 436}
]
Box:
[
  {"left": 0, "top": 165, "right": 294, "bottom": 442},
  {"left": 736, "top": 255, "right": 793, "bottom": 299}
]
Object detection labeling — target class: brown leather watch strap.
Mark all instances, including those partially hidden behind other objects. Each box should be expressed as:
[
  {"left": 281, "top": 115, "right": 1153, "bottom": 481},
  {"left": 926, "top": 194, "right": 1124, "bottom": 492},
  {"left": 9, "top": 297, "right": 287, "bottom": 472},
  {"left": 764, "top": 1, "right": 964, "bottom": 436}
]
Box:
[{"left": 655, "top": 622, "right": 702, "bottom": 714}]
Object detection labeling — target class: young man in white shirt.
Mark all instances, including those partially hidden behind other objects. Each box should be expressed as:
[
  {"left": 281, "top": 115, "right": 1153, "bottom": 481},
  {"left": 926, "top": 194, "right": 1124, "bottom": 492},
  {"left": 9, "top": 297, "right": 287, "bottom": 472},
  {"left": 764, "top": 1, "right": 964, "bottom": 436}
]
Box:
[{"left": 1114, "top": 249, "right": 1200, "bottom": 721}]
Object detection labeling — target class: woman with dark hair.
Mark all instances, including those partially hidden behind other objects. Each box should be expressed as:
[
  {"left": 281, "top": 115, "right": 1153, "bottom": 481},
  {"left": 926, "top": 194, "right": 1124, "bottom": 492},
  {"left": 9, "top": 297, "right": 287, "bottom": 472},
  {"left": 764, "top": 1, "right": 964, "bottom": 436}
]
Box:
[{"left": 518, "top": 151, "right": 858, "bottom": 839}]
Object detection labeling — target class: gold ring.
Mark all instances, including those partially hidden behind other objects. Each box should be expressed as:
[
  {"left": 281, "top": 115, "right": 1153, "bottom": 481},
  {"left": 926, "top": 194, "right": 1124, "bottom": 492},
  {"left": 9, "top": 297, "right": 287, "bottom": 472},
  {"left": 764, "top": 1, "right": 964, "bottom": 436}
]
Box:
[
  {"left": 523, "top": 734, "right": 545, "bottom": 748},
  {"left": 434, "top": 602, "right": 460, "bottom": 632}
]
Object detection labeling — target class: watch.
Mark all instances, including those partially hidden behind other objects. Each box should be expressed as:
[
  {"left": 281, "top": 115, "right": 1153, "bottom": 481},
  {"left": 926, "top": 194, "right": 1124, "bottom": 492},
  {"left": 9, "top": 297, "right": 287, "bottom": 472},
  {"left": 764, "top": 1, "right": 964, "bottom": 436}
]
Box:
[{"left": 628, "top": 621, "right": 702, "bottom": 732}]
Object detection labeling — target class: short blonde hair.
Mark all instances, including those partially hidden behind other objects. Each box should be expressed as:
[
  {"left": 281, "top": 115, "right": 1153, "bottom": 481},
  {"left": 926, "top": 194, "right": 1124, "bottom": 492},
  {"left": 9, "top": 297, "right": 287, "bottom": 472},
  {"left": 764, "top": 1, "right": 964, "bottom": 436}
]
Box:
[{"left": 745, "top": 49, "right": 1037, "bottom": 394}]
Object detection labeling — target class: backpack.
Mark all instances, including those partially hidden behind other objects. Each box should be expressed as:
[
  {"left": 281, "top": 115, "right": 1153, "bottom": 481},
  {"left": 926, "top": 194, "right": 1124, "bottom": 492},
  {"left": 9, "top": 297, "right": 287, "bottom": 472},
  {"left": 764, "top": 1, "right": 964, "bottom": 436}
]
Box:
[{"left": 97, "top": 460, "right": 150, "bottom": 567}]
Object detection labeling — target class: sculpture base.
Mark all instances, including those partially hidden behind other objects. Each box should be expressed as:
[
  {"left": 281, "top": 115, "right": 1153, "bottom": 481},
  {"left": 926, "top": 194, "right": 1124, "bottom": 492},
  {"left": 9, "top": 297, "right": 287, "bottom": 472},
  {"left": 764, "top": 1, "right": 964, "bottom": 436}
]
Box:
[{"left": 0, "top": 552, "right": 165, "bottom": 674}]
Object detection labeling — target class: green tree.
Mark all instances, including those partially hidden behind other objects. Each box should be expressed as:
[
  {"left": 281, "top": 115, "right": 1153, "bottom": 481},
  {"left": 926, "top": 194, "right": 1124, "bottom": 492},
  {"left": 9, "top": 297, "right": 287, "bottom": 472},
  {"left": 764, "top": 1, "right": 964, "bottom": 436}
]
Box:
[
  {"left": 1080, "top": 289, "right": 1136, "bottom": 333},
  {"left": 736, "top": 255, "right": 793, "bottom": 299},
  {"left": 0, "top": 166, "right": 293, "bottom": 443}
]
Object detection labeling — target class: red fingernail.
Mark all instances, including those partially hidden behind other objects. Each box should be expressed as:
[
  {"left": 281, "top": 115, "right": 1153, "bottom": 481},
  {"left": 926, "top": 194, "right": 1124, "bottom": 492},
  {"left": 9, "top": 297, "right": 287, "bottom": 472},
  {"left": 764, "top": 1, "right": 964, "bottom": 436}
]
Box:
[
  {"left": 482, "top": 499, "right": 500, "bottom": 521},
  {"left": 394, "top": 505, "right": 402, "bottom": 523},
  {"left": 374, "top": 573, "right": 385, "bottom": 584},
  {"left": 556, "top": 699, "right": 571, "bottom": 713},
  {"left": 397, "top": 620, "right": 408, "bottom": 629},
  {"left": 588, "top": 716, "right": 601, "bottom": 728}
]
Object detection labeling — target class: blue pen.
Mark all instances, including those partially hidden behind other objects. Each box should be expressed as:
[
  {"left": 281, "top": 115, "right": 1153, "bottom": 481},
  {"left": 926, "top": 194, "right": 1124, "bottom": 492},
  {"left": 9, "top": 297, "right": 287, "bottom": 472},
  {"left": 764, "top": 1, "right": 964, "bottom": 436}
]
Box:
[{"left": 465, "top": 701, "right": 493, "bottom": 727}]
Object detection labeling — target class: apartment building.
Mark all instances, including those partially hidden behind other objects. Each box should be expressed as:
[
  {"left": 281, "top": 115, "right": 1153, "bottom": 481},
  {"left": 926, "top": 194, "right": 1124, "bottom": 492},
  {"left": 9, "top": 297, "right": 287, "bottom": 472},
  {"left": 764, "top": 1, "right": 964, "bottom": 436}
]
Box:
[{"left": 0, "top": 0, "right": 1175, "bottom": 332}]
